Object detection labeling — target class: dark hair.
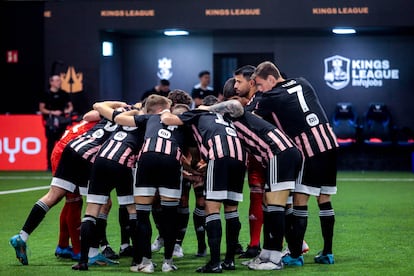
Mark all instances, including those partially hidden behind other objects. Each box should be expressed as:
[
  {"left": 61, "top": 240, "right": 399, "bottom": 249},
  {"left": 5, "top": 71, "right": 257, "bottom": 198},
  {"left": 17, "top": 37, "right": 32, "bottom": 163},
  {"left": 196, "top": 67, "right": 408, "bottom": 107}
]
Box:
[
  {"left": 234, "top": 65, "right": 256, "bottom": 80},
  {"left": 222, "top": 77, "right": 237, "bottom": 99},
  {"left": 167, "top": 89, "right": 193, "bottom": 107},
  {"left": 198, "top": 70, "right": 210, "bottom": 78},
  {"left": 202, "top": 95, "right": 218, "bottom": 106},
  {"left": 160, "top": 79, "right": 170, "bottom": 86}
]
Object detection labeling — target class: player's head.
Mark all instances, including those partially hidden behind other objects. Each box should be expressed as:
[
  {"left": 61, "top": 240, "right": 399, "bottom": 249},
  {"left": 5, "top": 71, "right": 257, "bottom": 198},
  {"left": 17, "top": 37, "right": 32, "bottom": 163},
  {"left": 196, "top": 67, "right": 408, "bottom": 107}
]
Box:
[
  {"left": 251, "top": 61, "right": 282, "bottom": 92},
  {"left": 144, "top": 94, "right": 172, "bottom": 114},
  {"left": 222, "top": 77, "right": 237, "bottom": 100},
  {"left": 234, "top": 65, "right": 256, "bottom": 98},
  {"left": 202, "top": 95, "right": 219, "bottom": 106},
  {"left": 172, "top": 103, "right": 190, "bottom": 115},
  {"left": 167, "top": 89, "right": 193, "bottom": 107}
]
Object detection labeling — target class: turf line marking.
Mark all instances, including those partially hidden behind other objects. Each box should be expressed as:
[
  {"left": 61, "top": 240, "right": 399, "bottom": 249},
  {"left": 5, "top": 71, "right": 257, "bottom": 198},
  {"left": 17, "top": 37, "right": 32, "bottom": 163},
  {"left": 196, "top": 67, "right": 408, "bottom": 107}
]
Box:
[
  {"left": 339, "top": 178, "right": 414, "bottom": 182},
  {"left": 0, "top": 177, "right": 413, "bottom": 195},
  {"left": 0, "top": 176, "right": 51, "bottom": 180},
  {"left": 0, "top": 186, "right": 50, "bottom": 195}
]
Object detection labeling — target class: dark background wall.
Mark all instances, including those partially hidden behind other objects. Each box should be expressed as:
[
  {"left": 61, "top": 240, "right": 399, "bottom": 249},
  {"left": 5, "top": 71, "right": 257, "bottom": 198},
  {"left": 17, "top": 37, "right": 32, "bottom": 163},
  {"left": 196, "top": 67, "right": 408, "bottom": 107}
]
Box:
[{"left": 1, "top": 0, "right": 414, "bottom": 130}]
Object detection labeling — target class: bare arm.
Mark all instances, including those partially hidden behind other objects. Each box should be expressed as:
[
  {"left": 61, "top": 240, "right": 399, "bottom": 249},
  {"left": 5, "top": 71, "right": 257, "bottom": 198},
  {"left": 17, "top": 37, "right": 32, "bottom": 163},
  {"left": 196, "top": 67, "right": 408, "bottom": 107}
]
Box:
[
  {"left": 93, "top": 101, "right": 128, "bottom": 120},
  {"left": 160, "top": 110, "right": 184, "bottom": 125},
  {"left": 82, "top": 110, "right": 101, "bottom": 121},
  {"left": 207, "top": 99, "right": 244, "bottom": 118},
  {"left": 114, "top": 109, "right": 141, "bottom": 126}
]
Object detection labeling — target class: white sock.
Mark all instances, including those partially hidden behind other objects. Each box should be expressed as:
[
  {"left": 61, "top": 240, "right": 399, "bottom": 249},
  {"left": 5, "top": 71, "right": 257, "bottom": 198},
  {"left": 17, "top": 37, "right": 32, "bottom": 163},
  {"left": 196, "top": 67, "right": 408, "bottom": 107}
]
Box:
[
  {"left": 19, "top": 231, "right": 29, "bottom": 242},
  {"left": 88, "top": 247, "right": 99, "bottom": 258}
]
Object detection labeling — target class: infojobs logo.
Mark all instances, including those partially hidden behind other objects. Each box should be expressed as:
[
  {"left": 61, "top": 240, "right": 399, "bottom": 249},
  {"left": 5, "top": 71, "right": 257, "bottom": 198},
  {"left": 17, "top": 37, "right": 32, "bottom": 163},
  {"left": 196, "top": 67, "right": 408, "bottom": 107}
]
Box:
[{"left": 324, "top": 55, "right": 399, "bottom": 90}]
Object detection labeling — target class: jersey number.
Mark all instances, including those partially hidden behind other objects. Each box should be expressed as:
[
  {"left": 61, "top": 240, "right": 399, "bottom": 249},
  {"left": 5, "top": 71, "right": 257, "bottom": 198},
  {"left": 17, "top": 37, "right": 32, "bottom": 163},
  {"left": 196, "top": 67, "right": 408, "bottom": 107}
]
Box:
[{"left": 287, "top": 85, "right": 309, "bottom": 113}]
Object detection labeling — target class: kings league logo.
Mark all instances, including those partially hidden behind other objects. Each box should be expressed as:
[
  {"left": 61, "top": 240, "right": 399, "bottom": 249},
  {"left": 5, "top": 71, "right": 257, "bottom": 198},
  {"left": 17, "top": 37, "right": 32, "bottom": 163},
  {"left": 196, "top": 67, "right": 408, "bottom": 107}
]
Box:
[
  {"left": 157, "top": 57, "right": 173, "bottom": 80},
  {"left": 324, "top": 55, "right": 399, "bottom": 90},
  {"left": 324, "top": 55, "right": 350, "bottom": 90}
]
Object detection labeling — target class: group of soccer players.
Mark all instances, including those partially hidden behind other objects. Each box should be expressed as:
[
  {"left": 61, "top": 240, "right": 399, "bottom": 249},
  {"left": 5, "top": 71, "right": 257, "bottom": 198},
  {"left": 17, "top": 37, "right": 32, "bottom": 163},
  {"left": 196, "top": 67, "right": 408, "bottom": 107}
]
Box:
[{"left": 9, "top": 61, "right": 338, "bottom": 273}]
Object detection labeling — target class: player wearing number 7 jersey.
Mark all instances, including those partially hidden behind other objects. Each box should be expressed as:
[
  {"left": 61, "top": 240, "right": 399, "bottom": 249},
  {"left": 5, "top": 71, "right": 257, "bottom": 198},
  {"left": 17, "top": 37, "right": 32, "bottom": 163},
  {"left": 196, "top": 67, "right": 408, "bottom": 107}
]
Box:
[{"left": 252, "top": 61, "right": 338, "bottom": 266}]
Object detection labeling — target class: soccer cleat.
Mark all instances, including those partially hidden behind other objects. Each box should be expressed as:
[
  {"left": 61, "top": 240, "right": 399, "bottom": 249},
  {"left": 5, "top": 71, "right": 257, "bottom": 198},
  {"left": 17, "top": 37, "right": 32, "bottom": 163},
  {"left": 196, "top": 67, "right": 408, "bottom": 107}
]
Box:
[
  {"left": 72, "top": 262, "right": 88, "bottom": 270},
  {"left": 130, "top": 257, "right": 155, "bottom": 273},
  {"left": 151, "top": 236, "right": 164, "bottom": 252},
  {"left": 239, "top": 245, "right": 261, "bottom": 259},
  {"left": 55, "top": 246, "right": 73, "bottom": 259},
  {"left": 88, "top": 253, "right": 120, "bottom": 266},
  {"left": 9, "top": 234, "right": 28, "bottom": 265},
  {"left": 314, "top": 251, "right": 335, "bottom": 264},
  {"left": 302, "top": 240, "right": 310, "bottom": 254},
  {"left": 282, "top": 240, "right": 310, "bottom": 257},
  {"left": 282, "top": 254, "right": 304, "bottom": 266},
  {"left": 195, "top": 248, "right": 207, "bottom": 257},
  {"left": 247, "top": 256, "right": 283, "bottom": 271},
  {"left": 173, "top": 244, "right": 184, "bottom": 258},
  {"left": 221, "top": 260, "right": 235, "bottom": 270},
  {"left": 195, "top": 261, "right": 223, "bottom": 273},
  {"left": 119, "top": 245, "right": 134, "bottom": 257},
  {"left": 71, "top": 252, "right": 81, "bottom": 261},
  {"left": 102, "top": 246, "right": 120, "bottom": 259},
  {"left": 234, "top": 243, "right": 244, "bottom": 255},
  {"left": 162, "top": 259, "right": 178, "bottom": 272}
]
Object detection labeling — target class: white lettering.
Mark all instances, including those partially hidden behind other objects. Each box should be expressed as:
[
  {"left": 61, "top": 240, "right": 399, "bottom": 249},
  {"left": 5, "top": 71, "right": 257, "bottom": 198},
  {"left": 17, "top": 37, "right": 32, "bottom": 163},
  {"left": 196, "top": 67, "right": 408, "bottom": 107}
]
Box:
[{"left": 0, "top": 137, "right": 41, "bottom": 163}]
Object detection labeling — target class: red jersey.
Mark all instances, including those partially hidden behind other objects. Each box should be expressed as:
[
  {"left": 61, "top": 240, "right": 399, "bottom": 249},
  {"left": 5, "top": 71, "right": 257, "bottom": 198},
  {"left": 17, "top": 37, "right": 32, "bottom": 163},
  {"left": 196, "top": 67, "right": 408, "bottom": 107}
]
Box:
[{"left": 51, "top": 120, "right": 98, "bottom": 174}]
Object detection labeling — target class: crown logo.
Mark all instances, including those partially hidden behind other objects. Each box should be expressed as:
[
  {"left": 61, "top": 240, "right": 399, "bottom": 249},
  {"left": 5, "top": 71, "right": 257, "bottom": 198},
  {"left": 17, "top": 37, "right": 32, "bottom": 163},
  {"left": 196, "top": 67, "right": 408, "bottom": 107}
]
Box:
[{"left": 60, "top": 66, "right": 83, "bottom": 93}]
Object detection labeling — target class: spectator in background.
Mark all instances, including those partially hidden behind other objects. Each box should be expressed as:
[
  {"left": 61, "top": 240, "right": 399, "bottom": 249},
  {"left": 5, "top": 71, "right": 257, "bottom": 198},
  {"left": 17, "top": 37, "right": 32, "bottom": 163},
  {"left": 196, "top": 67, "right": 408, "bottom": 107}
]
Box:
[
  {"left": 39, "top": 74, "right": 74, "bottom": 171},
  {"left": 191, "top": 70, "right": 219, "bottom": 108},
  {"left": 141, "top": 79, "right": 171, "bottom": 101}
]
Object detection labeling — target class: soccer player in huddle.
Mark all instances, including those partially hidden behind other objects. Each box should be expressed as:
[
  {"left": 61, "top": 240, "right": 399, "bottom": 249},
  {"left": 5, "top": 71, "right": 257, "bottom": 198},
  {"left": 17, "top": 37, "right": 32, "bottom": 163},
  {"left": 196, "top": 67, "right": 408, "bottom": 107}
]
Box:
[
  {"left": 252, "top": 61, "right": 338, "bottom": 266},
  {"left": 161, "top": 96, "right": 247, "bottom": 273}
]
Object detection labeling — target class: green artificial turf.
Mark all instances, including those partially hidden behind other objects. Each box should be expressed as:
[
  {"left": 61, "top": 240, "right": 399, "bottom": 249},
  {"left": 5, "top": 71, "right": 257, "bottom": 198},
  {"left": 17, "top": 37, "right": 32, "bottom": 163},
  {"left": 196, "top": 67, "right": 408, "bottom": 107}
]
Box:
[{"left": 1, "top": 170, "right": 413, "bottom": 275}]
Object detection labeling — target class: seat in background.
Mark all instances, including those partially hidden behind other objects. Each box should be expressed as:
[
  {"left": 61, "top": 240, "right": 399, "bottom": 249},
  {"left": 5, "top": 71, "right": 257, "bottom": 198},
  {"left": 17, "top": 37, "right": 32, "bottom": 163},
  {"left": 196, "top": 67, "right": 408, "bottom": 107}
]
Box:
[
  {"left": 362, "top": 103, "right": 393, "bottom": 146},
  {"left": 331, "top": 102, "right": 358, "bottom": 146}
]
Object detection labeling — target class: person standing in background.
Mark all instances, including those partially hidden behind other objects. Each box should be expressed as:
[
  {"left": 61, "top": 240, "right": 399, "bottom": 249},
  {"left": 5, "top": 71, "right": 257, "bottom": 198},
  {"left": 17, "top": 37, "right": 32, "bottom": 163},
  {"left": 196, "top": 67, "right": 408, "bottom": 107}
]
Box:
[
  {"left": 141, "top": 79, "right": 171, "bottom": 101},
  {"left": 39, "top": 74, "right": 74, "bottom": 171},
  {"left": 191, "top": 70, "right": 219, "bottom": 108}
]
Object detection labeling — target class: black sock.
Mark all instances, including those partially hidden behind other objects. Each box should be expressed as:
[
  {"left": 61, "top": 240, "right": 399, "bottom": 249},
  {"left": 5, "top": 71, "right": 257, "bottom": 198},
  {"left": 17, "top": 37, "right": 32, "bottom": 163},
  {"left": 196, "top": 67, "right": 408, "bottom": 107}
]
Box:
[
  {"left": 193, "top": 205, "right": 206, "bottom": 253},
  {"left": 205, "top": 213, "right": 222, "bottom": 265},
  {"left": 176, "top": 206, "right": 190, "bottom": 246},
  {"left": 224, "top": 210, "right": 241, "bottom": 262},
  {"left": 160, "top": 201, "right": 179, "bottom": 259},
  {"left": 80, "top": 215, "right": 96, "bottom": 264},
  {"left": 264, "top": 205, "right": 285, "bottom": 251},
  {"left": 319, "top": 202, "right": 335, "bottom": 255},
  {"left": 152, "top": 201, "right": 163, "bottom": 238},
  {"left": 262, "top": 204, "right": 270, "bottom": 250},
  {"left": 284, "top": 207, "right": 294, "bottom": 248},
  {"left": 22, "top": 200, "right": 49, "bottom": 234},
  {"left": 136, "top": 204, "right": 152, "bottom": 260},
  {"left": 96, "top": 213, "right": 108, "bottom": 247},
  {"left": 291, "top": 205, "right": 308, "bottom": 258},
  {"left": 119, "top": 205, "right": 131, "bottom": 245}
]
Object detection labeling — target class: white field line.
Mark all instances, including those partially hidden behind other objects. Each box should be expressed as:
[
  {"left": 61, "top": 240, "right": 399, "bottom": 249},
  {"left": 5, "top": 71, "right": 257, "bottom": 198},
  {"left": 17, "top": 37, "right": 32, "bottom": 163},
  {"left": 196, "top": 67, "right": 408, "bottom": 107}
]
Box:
[{"left": 0, "top": 176, "right": 413, "bottom": 195}]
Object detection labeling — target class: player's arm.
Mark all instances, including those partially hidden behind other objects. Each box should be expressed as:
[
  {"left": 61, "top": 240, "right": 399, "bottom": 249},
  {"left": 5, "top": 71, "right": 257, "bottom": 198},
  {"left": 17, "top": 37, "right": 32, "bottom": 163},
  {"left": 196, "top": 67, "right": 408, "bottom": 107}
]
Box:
[
  {"left": 82, "top": 110, "right": 101, "bottom": 121},
  {"left": 207, "top": 99, "right": 244, "bottom": 118},
  {"left": 93, "top": 101, "right": 128, "bottom": 120},
  {"left": 160, "top": 110, "right": 184, "bottom": 125},
  {"left": 114, "top": 109, "right": 141, "bottom": 126}
]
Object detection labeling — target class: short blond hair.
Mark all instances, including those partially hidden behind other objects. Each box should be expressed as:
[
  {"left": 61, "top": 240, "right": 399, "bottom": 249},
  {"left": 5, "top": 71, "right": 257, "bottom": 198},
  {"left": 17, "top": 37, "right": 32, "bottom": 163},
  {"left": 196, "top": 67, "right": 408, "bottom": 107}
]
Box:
[{"left": 144, "top": 94, "right": 172, "bottom": 114}]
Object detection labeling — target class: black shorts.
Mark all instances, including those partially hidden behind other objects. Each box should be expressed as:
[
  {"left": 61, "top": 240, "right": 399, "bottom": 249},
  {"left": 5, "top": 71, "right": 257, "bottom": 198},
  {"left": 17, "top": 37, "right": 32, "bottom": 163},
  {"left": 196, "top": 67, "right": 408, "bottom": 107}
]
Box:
[
  {"left": 135, "top": 152, "right": 182, "bottom": 199},
  {"left": 87, "top": 157, "right": 134, "bottom": 205},
  {"left": 204, "top": 157, "right": 246, "bottom": 202},
  {"left": 51, "top": 146, "right": 93, "bottom": 195},
  {"left": 264, "top": 147, "right": 303, "bottom": 193},
  {"left": 295, "top": 148, "right": 338, "bottom": 196}
]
